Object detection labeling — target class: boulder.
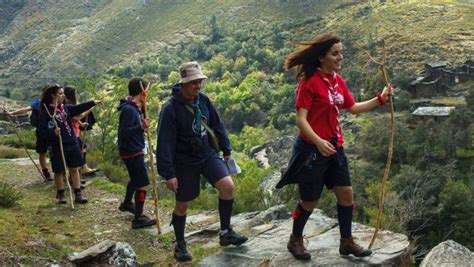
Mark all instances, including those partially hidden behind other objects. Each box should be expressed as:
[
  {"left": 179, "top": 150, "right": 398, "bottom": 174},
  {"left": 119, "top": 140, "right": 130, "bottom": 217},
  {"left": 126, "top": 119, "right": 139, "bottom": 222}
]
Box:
[
  {"left": 199, "top": 206, "right": 412, "bottom": 266},
  {"left": 420, "top": 240, "right": 474, "bottom": 267},
  {"left": 69, "top": 240, "right": 137, "bottom": 266}
]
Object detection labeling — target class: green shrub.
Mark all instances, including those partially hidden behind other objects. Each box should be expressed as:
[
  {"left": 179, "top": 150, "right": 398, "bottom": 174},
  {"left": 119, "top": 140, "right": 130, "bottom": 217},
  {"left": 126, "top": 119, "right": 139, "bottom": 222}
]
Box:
[
  {"left": 0, "top": 182, "right": 23, "bottom": 207},
  {"left": 0, "top": 145, "right": 28, "bottom": 159},
  {"left": 100, "top": 161, "right": 128, "bottom": 185},
  {"left": 2, "top": 130, "right": 36, "bottom": 149}
]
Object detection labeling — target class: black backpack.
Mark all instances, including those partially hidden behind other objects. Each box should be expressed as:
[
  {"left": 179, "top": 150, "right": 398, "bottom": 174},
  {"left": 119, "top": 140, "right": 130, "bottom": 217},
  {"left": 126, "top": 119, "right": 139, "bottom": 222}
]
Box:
[{"left": 29, "top": 109, "right": 39, "bottom": 127}]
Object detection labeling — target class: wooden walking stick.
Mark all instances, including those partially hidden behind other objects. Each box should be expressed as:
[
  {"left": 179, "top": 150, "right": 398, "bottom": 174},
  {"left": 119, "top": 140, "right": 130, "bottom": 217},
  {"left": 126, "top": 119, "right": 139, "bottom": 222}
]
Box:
[
  {"left": 43, "top": 102, "right": 75, "bottom": 210},
  {"left": 367, "top": 40, "right": 395, "bottom": 249},
  {"left": 2, "top": 106, "right": 48, "bottom": 182},
  {"left": 140, "top": 82, "right": 162, "bottom": 234}
]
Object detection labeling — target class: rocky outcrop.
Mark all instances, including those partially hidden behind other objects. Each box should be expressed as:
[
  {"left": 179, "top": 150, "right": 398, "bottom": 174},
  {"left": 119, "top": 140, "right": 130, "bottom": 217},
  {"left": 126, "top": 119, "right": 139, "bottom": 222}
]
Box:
[
  {"left": 249, "top": 136, "right": 294, "bottom": 198},
  {"left": 420, "top": 240, "right": 474, "bottom": 267},
  {"left": 69, "top": 240, "right": 137, "bottom": 266},
  {"left": 198, "top": 205, "right": 412, "bottom": 266}
]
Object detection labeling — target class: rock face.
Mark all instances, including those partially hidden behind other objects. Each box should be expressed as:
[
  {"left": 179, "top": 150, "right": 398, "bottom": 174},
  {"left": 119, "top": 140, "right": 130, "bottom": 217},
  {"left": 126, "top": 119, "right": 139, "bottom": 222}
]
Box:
[
  {"left": 69, "top": 240, "right": 137, "bottom": 266},
  {"left": 199, "top": 205, "right": 411, "bottom": 266},
  {"left": 420, "top": 240, "right": 474, "bottom": 267}
]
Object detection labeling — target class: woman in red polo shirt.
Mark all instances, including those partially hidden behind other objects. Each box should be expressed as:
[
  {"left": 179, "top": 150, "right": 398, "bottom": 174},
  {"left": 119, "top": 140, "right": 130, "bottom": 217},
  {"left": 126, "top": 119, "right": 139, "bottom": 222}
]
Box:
[{"left": 276, "top": 33, "right": 393, "bottom": 261}]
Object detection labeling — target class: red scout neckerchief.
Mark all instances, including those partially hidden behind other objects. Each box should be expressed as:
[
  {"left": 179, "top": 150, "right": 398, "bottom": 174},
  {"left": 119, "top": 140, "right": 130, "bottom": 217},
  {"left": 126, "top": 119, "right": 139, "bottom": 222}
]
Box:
[
  {"left": 50, "top": 103, "right": 72, "bottom": 137},
  {"left": 316, "top": 68, "right": 342, "bottom": 140}
]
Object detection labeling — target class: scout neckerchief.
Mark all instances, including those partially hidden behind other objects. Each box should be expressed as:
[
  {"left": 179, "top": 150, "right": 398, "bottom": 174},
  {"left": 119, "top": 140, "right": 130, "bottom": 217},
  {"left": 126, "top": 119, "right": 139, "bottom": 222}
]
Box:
[
  {"left": 188, "top": 96, "right": 202, "bottom": 136},
  {"left": 316, "top": 68, "right": 342, "bottom": 140},
  {"left": 50, "top": 103, "right": 72, "bottom": 137}
]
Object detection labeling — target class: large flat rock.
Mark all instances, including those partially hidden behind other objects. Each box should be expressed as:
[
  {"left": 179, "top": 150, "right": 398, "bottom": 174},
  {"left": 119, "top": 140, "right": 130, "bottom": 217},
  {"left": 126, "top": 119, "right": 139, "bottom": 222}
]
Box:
[{"left": 199, "top": 205, "right": 411, "bottom": 266}]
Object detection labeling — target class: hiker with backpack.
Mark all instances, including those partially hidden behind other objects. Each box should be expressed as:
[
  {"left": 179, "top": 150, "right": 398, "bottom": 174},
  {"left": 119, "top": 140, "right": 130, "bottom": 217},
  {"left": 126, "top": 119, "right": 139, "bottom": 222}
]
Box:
[
  {"left": 117, "top": 78, "right": 157, "bottom": 229},
  {"left": 4, "top": 86, "right": 52, "bottom": 181},
  {"left": 276, "top": 33, "right": 393, "bottom": 261},
  {"left": 156, "top": 61, "right": 248, "bottom": 262},
  {"left": 38, "top": 85, "right": 100, "bottom": 204},
  {"left": 63, "top": 86, "right": 98, "bottom": 177}
]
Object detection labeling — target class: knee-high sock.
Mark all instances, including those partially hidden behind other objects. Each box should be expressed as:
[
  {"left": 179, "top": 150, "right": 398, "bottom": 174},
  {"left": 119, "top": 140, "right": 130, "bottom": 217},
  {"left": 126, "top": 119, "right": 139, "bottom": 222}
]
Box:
[
  {"left": 171, "top": 213, "right": 186, "bottom": 242},
  {"left": 337, "top": 204, "right": 353, "bottom": 239},
  {"left": 124, "top": 182, "right": 135, "bottom": 205},
  {"left": 219, "top": 198, "right": 234, "bottom": 231},
  {"left": 292, "top": 204, "right": 312, "bottom": 237},
  {"left": 134, "top": 189, "right": 146, "bottom": 219}
]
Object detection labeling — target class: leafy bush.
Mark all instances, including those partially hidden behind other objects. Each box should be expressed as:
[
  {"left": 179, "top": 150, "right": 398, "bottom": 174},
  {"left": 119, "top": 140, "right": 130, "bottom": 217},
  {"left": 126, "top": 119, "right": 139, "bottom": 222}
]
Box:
[
  {"left": 0, "top": 182, "right": 23, "bottom": 207},
  {"left": 100, "top": 161, "right": 128, "bottom": 185},
  {"left": 0, "top": 145, "right": 27, "bottom": 159},
  {"left": 2, "top": 130, "right": 36, "bottom": 149}
]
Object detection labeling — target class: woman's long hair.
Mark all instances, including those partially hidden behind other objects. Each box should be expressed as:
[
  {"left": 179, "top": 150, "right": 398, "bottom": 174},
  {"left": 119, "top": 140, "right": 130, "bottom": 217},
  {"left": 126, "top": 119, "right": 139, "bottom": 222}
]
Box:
[
  {"left": 285, "top": 33, "right": 341, "bottom": 79},
  {"left": 40, "top": 85, "right": 61, "bottom": 111},
  {"left": 64, "top": 86, "right": 77, "bottom": 105}
]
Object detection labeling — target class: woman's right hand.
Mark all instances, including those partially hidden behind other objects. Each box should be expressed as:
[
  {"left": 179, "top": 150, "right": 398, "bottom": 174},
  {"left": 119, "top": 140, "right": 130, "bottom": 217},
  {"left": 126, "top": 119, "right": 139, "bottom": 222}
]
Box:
[
  {"left": 166, "top": 177, "right": 178, "bottom": 193},
  {"left": 315, "top": 139, "right": 337, "bottom": 157}
]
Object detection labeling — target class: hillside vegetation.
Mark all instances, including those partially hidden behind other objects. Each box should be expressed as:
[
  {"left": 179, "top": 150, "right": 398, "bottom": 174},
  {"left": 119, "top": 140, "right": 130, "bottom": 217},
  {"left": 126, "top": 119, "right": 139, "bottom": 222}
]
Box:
[
  {"left": 0, "top": 0, "right": 472, "bottom": 91},
  {"left": 0, "top": 0, "right": 473, "bottom": 264}
]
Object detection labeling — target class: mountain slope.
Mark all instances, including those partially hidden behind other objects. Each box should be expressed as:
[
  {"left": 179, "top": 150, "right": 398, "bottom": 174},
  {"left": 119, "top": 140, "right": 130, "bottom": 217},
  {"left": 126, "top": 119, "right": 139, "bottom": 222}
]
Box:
[{"left": 0, "top": 0, "right": 472, "bottom": 89}]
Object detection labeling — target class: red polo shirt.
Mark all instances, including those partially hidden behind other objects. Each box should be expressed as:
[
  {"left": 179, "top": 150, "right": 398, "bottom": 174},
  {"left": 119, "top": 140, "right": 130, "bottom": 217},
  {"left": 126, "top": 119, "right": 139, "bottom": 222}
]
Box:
[{"left": 295, "top": 71, "right": 355, "bottom": 147}]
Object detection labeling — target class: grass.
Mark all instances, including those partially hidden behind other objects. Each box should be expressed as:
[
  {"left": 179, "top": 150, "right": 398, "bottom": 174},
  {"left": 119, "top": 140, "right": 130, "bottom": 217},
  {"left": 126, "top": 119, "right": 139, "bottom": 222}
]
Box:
[
  {"left": 0, "top": 145, "right": 28, "bottom": 159},
  {"left": 410, "top": 97, "right": 467, "bottom": 106},
  {"left": 0, "top": 159, "right": 225, "bottom": 265}
]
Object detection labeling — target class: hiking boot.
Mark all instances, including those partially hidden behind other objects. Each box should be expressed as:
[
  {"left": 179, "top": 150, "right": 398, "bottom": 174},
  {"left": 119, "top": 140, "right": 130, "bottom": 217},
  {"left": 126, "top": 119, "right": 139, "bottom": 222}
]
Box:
[
  {"left": 219, "top": 228, "right": 248, "bottom": 246},
  {"left": 119, "top": 202, "right": 135, "bottom": 214},
  {"left": 131, "top": 214, "right": 156, "bottom": 229},
  {"left": 57, "top": 193, "right": 67, "bottom": 204},
  {"left": 74, "top": 192, "right": 88, "bottom": 204},
  {"left": 82, "top": 164, "right": 98, "bottom": 176},
  {"left": 287, "top": 235, "right": 311, "bottom": 260},
  {"left": 174, "top": 240, "right": 192, "bottom": 262},
  {"left": 339, "top": 237, "right": 372, "bottom": 257},
  {"left": 43, "top": 170, "right": 52, "bottom": 181}
]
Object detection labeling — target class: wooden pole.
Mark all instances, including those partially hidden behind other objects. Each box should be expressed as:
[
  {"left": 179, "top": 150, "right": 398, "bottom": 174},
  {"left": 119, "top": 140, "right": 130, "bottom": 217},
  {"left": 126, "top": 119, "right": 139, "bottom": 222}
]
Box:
[
  {"left": 140, "top": 82, "right": 162, "bottom": 234},
  {"left": 367, "top": 41, "right": 395, "bottom": 249},
  {"left": 43, "top": 103, "right": 75, "bottom": 210}
]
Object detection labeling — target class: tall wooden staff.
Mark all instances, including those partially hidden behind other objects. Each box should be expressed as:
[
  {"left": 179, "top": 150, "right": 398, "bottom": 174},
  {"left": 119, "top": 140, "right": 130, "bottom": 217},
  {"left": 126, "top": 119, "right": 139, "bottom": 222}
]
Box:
[
  {"left": 2, "top": 106, "right": 48, "bottom": 182},
  {"left": 140, "top": 82, "right": 162, "bottom": 234},
  {"left": 367, "top": 40, "right": 395, "bottom": 249},
  {"left": 43, "top": 102, "right": 75, "bottom": 210}
]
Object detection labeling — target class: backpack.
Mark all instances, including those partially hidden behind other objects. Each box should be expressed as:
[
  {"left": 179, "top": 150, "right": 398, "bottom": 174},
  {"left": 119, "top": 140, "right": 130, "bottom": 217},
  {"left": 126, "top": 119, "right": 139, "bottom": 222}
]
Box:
[{"left": 29, "top": 109, "right": 39, "bottom": 127}]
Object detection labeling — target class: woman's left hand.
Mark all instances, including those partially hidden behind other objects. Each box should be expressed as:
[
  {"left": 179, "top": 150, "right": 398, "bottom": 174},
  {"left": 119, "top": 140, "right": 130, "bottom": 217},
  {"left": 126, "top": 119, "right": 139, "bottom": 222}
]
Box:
[{"left": 381, "top": 84, "right": 394, "bottom": 102}]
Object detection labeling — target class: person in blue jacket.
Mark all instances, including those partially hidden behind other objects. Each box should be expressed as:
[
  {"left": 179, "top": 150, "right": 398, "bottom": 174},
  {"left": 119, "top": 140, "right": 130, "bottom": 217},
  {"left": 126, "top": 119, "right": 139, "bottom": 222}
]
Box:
[
  {"left": 117, "top": 78, "right": 157, "bottom": 229},
  {"left": 4, "top": 86, "right": 52, "bottom": 181},
  {"left": 156, "top": 61, "right": 248, "bottom": 262},
  {"left": 38, "top": 85, "right": 99, "bottom": 204}
]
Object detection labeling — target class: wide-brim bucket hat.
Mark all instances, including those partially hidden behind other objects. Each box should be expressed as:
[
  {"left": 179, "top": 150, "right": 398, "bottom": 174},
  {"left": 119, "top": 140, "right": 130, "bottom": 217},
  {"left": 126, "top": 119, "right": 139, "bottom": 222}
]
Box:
[{"left": 178, "top": 61, "right": 208, "bottom": 84}]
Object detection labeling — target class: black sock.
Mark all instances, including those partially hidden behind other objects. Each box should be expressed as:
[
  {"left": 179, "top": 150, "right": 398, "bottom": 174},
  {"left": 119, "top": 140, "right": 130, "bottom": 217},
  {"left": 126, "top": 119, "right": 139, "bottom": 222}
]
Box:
[
  {"left": 124, "top": 182, "right": 135, "bottom": 205},
  {"left": 219, "top": 198, "right": 234, "bottom": 231},
  {"left": 83, "top": 151, "right": 87, "bottom": 163},
  {"left": 134, "top": 189, "right": 146, "bottom": 219},
  {"left": 57, "top": 189, "right": 65, "bottom": 196},
  {"left": 337, "top": 204, "right": 353, "bottom": 239},
  {"left": 292, "top": 204, "right": 312, "bottom": 237},
  {"left": 42, "top": 168, "right": 51, "bottom": 178},
  {"left": 74, "top": 188, "right": 81, "bottom": 195},
  {"left": 171, "top": 213, "right": 186, "bottom": 242}
]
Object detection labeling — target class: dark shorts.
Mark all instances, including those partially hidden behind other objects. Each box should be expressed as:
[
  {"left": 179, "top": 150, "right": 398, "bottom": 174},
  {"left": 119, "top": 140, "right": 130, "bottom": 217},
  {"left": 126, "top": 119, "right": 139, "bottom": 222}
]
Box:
[
  {"left": 175, "top": 154, "right": 230, "bottom": 202},
  {"left": 123, "top": 154, "right": 149, "bottom": 188},
  {"left": 50, "top": 143, "right": 84, "bottom": 174},
  {"left": 35, "top": 133, "right": 48, "bottom": 154},
  {"left": 297, "top": 147, "right": 352, "bottom": 201}
]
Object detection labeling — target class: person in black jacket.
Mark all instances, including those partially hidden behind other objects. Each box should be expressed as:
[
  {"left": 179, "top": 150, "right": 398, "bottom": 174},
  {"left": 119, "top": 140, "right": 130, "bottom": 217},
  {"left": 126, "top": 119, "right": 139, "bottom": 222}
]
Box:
[
  {"left": 38, "top": 85, "right": 99, "bottom": 204},
  {"left": 117, "top": 78, "right": 157, "bottom": 229},
  {"left": 156, "top": 61, "right": 248, "bottom": 262}
]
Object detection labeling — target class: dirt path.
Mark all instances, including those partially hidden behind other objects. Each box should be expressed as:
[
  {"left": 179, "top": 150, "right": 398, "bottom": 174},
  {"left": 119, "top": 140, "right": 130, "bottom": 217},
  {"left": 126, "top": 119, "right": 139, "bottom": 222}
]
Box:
[{"left": 0, "top": 158, "right": 181, "bottom": 265}]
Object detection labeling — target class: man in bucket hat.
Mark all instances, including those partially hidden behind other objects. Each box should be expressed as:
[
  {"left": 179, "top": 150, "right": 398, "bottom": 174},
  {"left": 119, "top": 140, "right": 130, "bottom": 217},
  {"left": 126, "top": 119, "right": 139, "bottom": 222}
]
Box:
[{"left": 156, "top": 61, "right": 248, "bottom": 262}]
